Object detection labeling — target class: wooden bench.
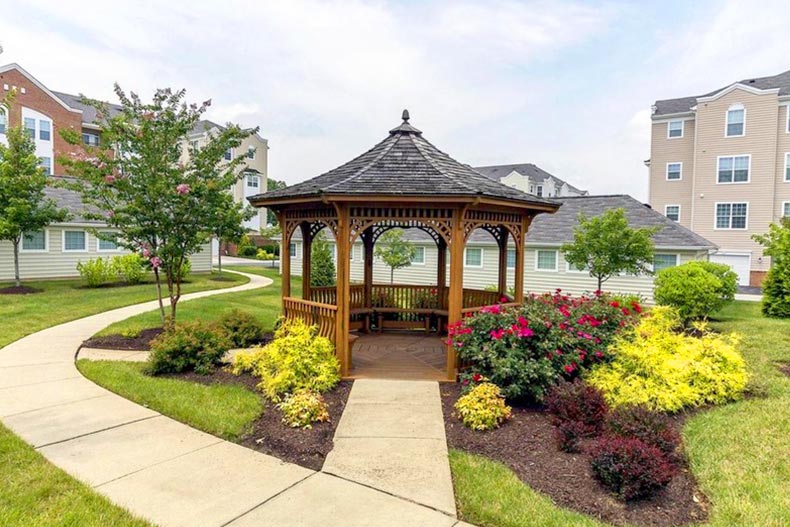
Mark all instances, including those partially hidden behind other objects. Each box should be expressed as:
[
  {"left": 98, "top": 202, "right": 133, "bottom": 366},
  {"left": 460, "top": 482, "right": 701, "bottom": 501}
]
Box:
[
  {"left": 349, "top": 308, "right": 374, "bottom": 333},
  {"left": 373, "top": 307, "right": 435, "bottom": 333}
]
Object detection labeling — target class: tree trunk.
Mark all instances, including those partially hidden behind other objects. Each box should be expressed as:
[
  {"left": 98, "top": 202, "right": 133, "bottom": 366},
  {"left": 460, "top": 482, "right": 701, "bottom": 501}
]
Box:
[
  {"left": 390, "top": 267, "right": 394, "bottom": 284},
  {"left": 12, "top": 239, "right": 21, "bottom": 288},
  {"left": 153, "top": 267, "right": 166, "bottom": 327},
  {"left": 217, "top": 245, "right": 222, "bottom": 275},
  {"left": 597, "top": 275, "right": 603, "bottom": 293}
]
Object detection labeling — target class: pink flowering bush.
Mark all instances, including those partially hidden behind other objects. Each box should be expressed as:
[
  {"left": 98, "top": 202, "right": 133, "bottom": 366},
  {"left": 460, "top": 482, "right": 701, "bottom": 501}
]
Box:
[{"left": 449, "top": 290, "right": 642, "bottom": 401}]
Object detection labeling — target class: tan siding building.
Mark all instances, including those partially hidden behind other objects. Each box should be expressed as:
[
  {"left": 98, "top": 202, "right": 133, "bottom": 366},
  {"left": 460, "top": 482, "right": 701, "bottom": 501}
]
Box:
[{"left": 650, "top": 70, "right": 790, "bottom": 286}]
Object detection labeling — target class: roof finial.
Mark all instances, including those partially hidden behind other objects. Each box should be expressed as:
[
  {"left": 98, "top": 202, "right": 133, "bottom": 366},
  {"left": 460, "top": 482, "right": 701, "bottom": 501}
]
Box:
[{"left": 402, "top": 109, "right": 410, "bottom": 122}]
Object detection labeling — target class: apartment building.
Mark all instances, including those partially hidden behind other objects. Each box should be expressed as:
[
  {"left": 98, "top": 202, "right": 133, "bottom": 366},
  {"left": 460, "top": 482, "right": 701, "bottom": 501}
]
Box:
[
  {"left": 474, "top": 163, "right": 588, "bottom": 198},
  {"left": 649, "top": 69, "right": 790, "bottom": 286}
]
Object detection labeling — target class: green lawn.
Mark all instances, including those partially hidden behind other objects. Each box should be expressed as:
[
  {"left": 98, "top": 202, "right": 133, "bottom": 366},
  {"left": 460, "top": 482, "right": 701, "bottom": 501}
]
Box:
[
  {"left": 97, "top": 266, "right": 300, "bottom": 336},
  {"left": 0, "top": 271, "right": 247, "bottom": 348},
  {"left": 77, "top": 361, "right": 262, "bottom": 440},
  {"left": 450, "top": 300, "right": 790, "bottom": 527}
]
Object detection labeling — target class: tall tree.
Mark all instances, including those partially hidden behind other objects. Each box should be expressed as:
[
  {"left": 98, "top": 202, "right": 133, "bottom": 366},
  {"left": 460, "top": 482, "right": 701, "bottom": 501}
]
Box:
[
  {"left": 208, "top": 194, "right": 254, "bottom": 275},
  {"left": 374, "top": 228, "right": 416, "bottom": 284},
  {"left": 61, "top": 86, "right": 255, "bottom": 326},
  {"left": 310, "top": 231, "right": 336, "bottom": 287},
  {"left": 561, "top": 208, "right": 657, "bottom": 291},
  {"left": 0, "top": 98, "right": 69, "bottom": 288},
  {"left": 266, "top": 178, "right": 286, "bottom": 226}
]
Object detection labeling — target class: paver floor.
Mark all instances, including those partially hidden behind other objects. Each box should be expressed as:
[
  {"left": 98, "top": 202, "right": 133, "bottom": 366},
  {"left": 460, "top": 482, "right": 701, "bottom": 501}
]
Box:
[{"left": 0, "top": 270, "right": 467, "bottom": 527}]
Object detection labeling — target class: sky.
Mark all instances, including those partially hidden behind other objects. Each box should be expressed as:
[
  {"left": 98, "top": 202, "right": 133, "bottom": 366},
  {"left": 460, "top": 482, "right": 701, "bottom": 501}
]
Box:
[{"left": 1, "top": 0, "right": 788, "bottom": 201}]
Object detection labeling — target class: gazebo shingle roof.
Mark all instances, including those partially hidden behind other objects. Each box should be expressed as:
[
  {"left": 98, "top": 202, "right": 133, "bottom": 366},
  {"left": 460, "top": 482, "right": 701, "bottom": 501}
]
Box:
[{"left": 254, "top": 110, "right": 555, "bottom": 207}]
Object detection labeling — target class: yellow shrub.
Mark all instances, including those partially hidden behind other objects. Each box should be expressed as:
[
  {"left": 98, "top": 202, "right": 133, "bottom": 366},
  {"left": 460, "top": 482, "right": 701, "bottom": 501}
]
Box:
[
  {"left": 454, "top": 382, "right": 512, "bottom": 431},
  {"left": 231, "top": 319, "right": 340, "bottom": 401},
  {"left": 587, "top": 306, "right": 748, "bottom": 412},
  {"left": 278, "top": 390, "right": 330, "bottom": 429}
]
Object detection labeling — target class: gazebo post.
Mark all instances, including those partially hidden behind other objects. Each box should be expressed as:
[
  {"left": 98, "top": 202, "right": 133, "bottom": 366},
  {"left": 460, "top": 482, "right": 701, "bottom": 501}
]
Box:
[
  {"left": 446, "top": 208, "right": 466, "bottom": 381},
  {"left": 300, "top": 223, "right": 312, "bottom": 300},
  {"left": 437, "top": 239, "right": 447, "bottom": 309},
  {"left": 362, "top": 228, "right": 374, "bottom": 309},
  {"left": 497, "top": 226, "right": 508, "bottom": 298},
  {"left": 334, "top": 204, "right": 351, "bottom": 377},
  {"left": 513, "top": 216, "right": 528, "bottom": 303},
  {"left": 278, "top": 213, "right": 291, "bottom": 299}
]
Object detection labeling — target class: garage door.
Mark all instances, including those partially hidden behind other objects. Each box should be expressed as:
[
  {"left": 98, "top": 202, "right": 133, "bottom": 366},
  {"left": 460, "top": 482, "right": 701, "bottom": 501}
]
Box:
[{"left": 710, "top": 253, "right": 750, "bottom": 286}]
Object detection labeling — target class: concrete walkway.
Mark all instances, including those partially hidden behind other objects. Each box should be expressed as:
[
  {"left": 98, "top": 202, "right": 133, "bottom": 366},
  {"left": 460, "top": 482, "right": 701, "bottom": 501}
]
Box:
[{"left": 0, "top": 270, "right": 464, "bottom": 527}]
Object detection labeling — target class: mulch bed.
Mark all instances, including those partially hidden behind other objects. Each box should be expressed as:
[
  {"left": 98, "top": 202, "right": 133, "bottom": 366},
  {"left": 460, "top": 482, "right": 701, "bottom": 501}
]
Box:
[
  {"left": 777, "top": 362, "right": 790, "bottom": 377},
  {"left": 168, "top": 369, "right": 352, "bottom": 471},
  {"left": 83, "top": 329, "right": 274, "bottom": 351},
  {"left": 0, "top": 285, "right": 42, "bottom": 295},
  {"left": 441, "top": 383, "right": 709, "bottom": 527}
]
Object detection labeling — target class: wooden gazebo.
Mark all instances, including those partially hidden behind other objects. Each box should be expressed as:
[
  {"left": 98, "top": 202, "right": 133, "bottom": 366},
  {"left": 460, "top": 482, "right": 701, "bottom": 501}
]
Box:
[{"left": 249, "top": 110, "right": 558, "bottom": 380}]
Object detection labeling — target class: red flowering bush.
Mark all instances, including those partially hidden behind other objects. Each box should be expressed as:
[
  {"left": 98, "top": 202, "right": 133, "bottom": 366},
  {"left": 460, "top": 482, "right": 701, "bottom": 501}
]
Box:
[
  {"left": 590, "top": 436, "right": 677, "bottom": 500},
  {"left": 449, "top": 290, "right": 642, "bottom": 400},
  {"left": 605, "top": 406, "right": 682, "bottom": 463},
  {"left": 545, "top": 381, "right": 608, "bottom": 451}
]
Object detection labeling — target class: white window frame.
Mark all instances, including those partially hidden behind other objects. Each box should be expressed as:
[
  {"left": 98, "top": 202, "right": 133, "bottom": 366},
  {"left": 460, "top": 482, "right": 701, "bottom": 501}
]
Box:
[
  {"left": 62, "top": 229, "right": 88, "bottom": 252},
  {"left": 785, "top": 152, "right": 790, "bottom": 182},
  {"left": 714, "top": 202, "right": 749, "bottom": 230},
  {"left": 717, "top": 155, "right": 751, "bottom": 184},
  {"left": 666, "top": 162, "right": 682, "bottom": 181},
  {"left": 411, "top": 246, "right": 426, "bottom": 265},
  {"left": 564, "top": 255, "right": 587, "bottom": 273},
  {"left": 224, "top": 148, "right": 233, "bottom": 161},
  {"left": 667, "top": 120, "right": 684, "bottom": 138},
  {"left": 39, "top": 119, "right": 51, "bottom": 141},
  {"left": 245, "top": 173, "right": 260, "bottom": 188},
  {"left": 24, "top": 117, "right": 36, "bottom": 138},
  {"left": 289, "top": 242, "right": 297, "bottom": 258},
  {"left": 783, "top": 201, "right": 790, "bottom": 218},
  {"left": 725, "top": 104, "right": 746, "bottom": 137},
  {"left": 39, "top": 156, "right": 52, "bottom": 175},
  {"left": 0, "top": 106, "right": 7, "bottom": 135},
  {"left": 247, "top": 146, "right": 256, "bottom": 159},
  {"left": 665, "top": 204, "right": 681, "bottom": 222},
  {"left": 786, "top": 104, "right": 790, "bottom": 133},
  {"left": 506, "top": 248, "right": 516, "bottom": 269},
  {"left": 536, "top": 185, "right": 543, "bottom": 197},
  {"left": 97, "top": 231, "right": 122, "bottom": 253},
  {"left": 20, "top": 229, "right": 49, "bottom": 253},
  {"left": 652, "top": 253, "right": 680, "bottom": 272},
  {"left": 535, "top": 249, "right": 558, "bottom": 272},
  {"left": 464, "top": 247, "right": 484, "bottom": 268}
]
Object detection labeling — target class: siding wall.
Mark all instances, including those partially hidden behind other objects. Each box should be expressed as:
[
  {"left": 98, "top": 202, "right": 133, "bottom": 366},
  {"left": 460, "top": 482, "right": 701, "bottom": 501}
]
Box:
[
  {"left": 288, "top": 240, "right": 708, "bottom": 304},
  {"left": 774, "top": 104, "right": 790, "bottom": 222},
  {"left": 649, "top": 118, "right": 696, "bottom": 229},
  {"left": 0, "top": 225, "right": 211, "bottom": 281}
]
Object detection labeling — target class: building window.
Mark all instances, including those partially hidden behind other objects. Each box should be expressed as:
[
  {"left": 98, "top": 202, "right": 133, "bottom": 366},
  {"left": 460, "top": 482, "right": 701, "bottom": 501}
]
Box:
[
  {"left": 666, "top": 162, "right": 682, "bottom": 180},
  {"left": 726, "top": 105, "right": 745, "bottom": 137},
  {"left": 506, "top": 248, "right": 516, "bottom": 269},
  {"left": 224, "top": 148, "right": 232, "bottom": 161},
  {"left": 21, "top": 230, "right": 47, "bottom": 252},
  {"left": 565, "top": 256, "right": 587, "bottom": 273},
  {"left": 39, "top": 156, "right": 52, "bottom": 175},
  {"left": 39, "top": 120, "right": 51, "bottom": 141},
  {"left": 411, "top": 246, "right": 425, "bottom": 264},
  {"left": 536, "top": 250, "right": 558, "bottom": 271},
  {"left": 245, "top": 173, "right": 259, "bottom": 188},
  {"left": 289, "top": 242, "right": 297, "bottom": 258},
  {"left": 63, "top": 230, "right": 87, "bottom": 251},
  {"left": 97, "top": 232, "right": 119, "bottom": 251},
  {"left": 82, "top": 132, "right": 100, "bottom": 146},
  {"left": 529, "top": 185, "right": 534, "bottom": 193},
  {"left": 536, "top": 185, "right": 543, "bottom": 197},
  {"left": 783, "top": 202, "right": 790, "bottom": 218},
  {"left": 715, "top": 203, "right": 748, "bottom": 230},
  {"left": 667, "top": 120, "right": 683, "bottom": 138},
  {"left": 665, "top": 205, "right": 680, "bottom": 222},
  {"left": 0, "top": 108, "right": 6, "bottom": 134},
  {"left": 785, "top": 152, "right": 790, "bottom": 182},
  {"left": 464, "top": 247, "right": 483, "bottom": 268},
  {"left": 247, "top": 146, "right": 256, "bottom": 159},
  {"left": 717, "top": 155, "right": 749, "bottom": 183},
  {"left": 24, "top": 117, "right": 36, "bottom": 139},
  {"left": 653, "top": 254, "right": 679, "bottom": 272}
]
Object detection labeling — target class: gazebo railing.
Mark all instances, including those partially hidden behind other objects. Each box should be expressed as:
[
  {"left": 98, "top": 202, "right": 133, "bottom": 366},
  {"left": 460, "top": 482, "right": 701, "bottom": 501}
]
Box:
[
  {"left": 309, "top": 285, "right": 365, "bottom": 308},
  {"left": 282, "top": 297, "right": 338, "bottom": 341},
  {"left": 309, "top": 284, "right": 511, "bottom": 312}
]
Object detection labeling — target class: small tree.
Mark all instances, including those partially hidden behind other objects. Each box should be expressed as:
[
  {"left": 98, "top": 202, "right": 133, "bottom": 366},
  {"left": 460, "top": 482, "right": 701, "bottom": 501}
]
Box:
[
  {"left": 0, "top": 98, "right": 69, "bottom": 288},
  {"left": 374, "top": 228, "right": 416, "bottom": 284},
  {"left": 209, "top": 198, "right": 254, "bottom": 275},
  {"left": 310, "top": 231, "right": 336, "bottom": 287},
  {"left": 753, "top": 218, "right": 790, "bottom": 317},
  {"left": 266, "top": 179, "right": 286, "bottom": 226},
  {"left": 561, "top": 208, "right": 657, "bottom": 291},
  {"left": 61, "top": 86, "right": 255, "bottom": 327}
]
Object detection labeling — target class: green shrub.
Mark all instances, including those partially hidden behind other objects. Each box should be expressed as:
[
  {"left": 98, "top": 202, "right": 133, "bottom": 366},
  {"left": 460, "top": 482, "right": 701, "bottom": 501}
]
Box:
[
  {"left": 255, "top": 248, "right": 275, "bottom": 261},
  {"left": 238, "top": 245, "right": 258, "bottom": 257},
  {"left": 180, "top": 258, "right": 192, "bottom": 277},
  {"left": 113, "top": 254, "right": 146, "bottom": 284},
  {"left": 454, "top": 382, "right": 512, "bottom": 431},
  {"left": 231, "top": 319, "right": 340, "bottom": 401},
  {"left": 654, "top": 261, "right": 737, "bottom": 323},
  {"left": 449, "top": 291, "right": 642, "bottom": 401},
  {"left": 148, "top": 322, "right": 232, "bottom": 375},
  {"left": 120, "top": 327, "right": 141, "bottom": 339},
  {"left": 278, "top": 390, "right": 330, "bottom": 428},
  {"left": 587, "top": 306, "right": 748, "bottom": 412},
  {"left": 590, "top": 436, "right": 676, "bottom": 500},
  {"left": 310, "top": 232, "right": 336, "bottom": 287},
  {"left": 77, "top": 257, "right": 118, "bottom": 287},
  {"left": 753, "top": 218, "right": 790, "bottom": 317},
  {"left": 219, "top": 309, "right": 265, "bottom": 348}
]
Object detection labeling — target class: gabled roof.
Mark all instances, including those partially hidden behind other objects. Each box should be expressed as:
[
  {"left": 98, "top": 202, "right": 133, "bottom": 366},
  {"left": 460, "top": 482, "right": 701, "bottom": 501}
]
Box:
[
  {"left": 255, "top": 111, "right": 556, "bottom": 208},
  {"left": 473, "top": 163, "right": 587, "bottom": 195},
  {"left": 654, "top": 68, "right": 790, "bottom": 117},
  {"left": 0, "top": 63, "right": 82, "bottom": 114},
  {"left": 51, "top": 91, "right": 123, "bottom": 125},
  {"left": 42, "top": 182, "right": 105, "bottom": 224}
]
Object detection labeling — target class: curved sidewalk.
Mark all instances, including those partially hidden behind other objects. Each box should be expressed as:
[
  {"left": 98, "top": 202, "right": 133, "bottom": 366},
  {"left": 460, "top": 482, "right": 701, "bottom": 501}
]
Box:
[{"left": 0, "top": 270, "right": 466, "bottom": 527}]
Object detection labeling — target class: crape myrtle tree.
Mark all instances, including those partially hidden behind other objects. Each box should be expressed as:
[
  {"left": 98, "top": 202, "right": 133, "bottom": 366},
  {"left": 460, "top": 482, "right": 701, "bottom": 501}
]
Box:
[
  {"left": 374, "top": 228, "right": 416, "bottom": 284},
  {"left": 561, "top": 208, "right": 657, "bottom": 291},
  {"left": 0, "top": 96, "right": 69, "bottom": 288},
  {"left": 60, "top": 86, "right": 255, "bottom": 327}
]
